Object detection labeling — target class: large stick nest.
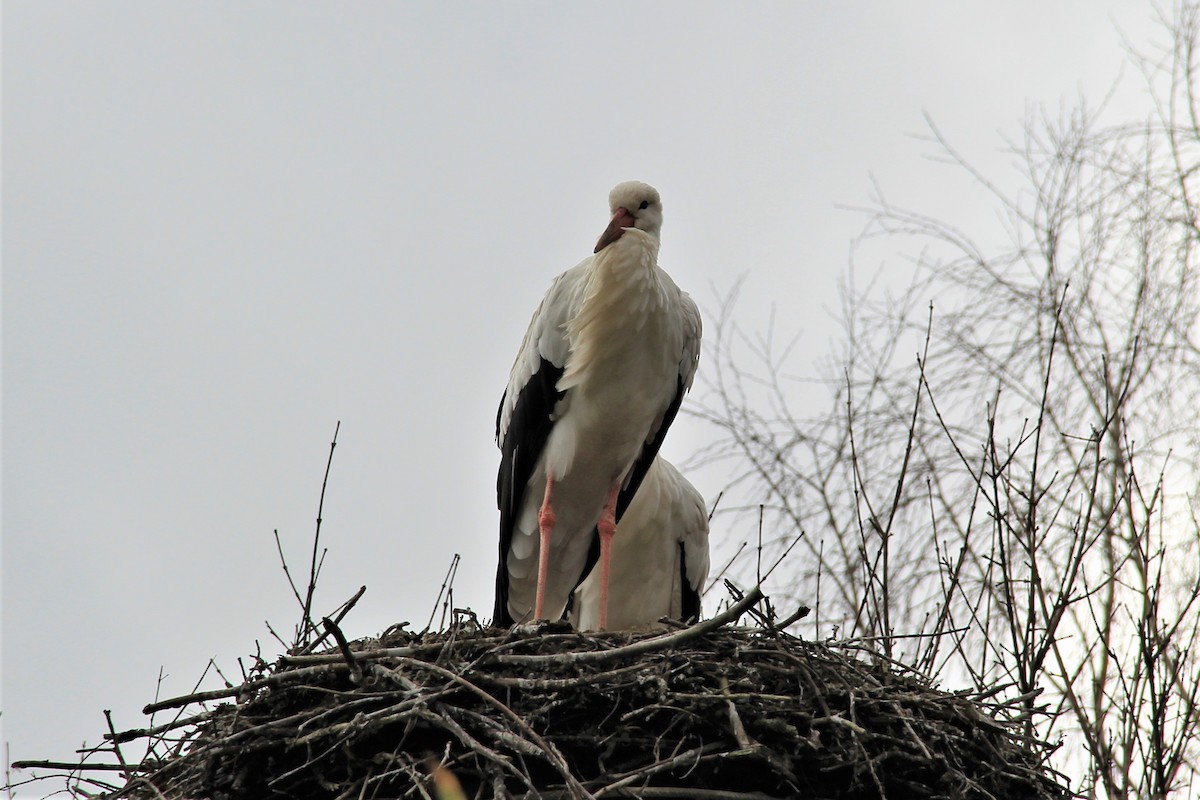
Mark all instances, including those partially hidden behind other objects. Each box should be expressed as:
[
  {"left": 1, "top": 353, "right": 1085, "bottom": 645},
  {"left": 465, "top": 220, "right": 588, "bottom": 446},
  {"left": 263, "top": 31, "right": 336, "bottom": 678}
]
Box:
[{"left": 30, "top": 589, "right": 1068, "bottom": 799}]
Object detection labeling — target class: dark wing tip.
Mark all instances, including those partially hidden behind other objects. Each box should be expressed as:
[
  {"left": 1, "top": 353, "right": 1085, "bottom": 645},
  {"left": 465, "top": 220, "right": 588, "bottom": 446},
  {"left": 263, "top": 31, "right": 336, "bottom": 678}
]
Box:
[
  {"left": 679, "top": 540, "right": 702, "bottom": 623},
  {"left": 494, "top": 357, "right": 566, "bottom": 629}
]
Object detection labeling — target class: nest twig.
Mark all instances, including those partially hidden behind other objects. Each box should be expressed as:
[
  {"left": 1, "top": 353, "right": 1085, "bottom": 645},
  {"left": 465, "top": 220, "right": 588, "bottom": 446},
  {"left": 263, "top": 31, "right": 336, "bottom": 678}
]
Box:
[{"left": 13, "top": 586, "right": 1068, "bottom": 799}]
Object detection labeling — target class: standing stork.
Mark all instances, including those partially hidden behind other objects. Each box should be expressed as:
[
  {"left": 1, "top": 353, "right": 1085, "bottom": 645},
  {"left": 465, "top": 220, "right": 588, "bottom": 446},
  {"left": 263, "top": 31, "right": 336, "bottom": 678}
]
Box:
[
  {"left": 494, "top": 181, "right": 701, "bottom": 629},
  {"left": 570, "top": 456, "right": 710, "bottom": 631}
]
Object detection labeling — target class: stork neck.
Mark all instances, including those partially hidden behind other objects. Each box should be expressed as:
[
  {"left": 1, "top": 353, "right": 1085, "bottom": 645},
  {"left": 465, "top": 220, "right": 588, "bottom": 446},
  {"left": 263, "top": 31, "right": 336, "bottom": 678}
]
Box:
[
  {"left": 592, "top": 229, "right": 658, "bottom": 281},
  {"left": 564, "top": 230, "right": 668, "bottom": 371}
]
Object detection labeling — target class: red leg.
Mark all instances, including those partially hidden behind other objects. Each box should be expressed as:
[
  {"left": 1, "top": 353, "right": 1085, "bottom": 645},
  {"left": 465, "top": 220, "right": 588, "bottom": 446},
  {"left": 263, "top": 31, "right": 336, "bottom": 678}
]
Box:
[
  {"left": 534, "top": 474, "right": 557, "bottom": 621},
  {"left": 596, "top": 483, "right": 620, "bottom": 630}
]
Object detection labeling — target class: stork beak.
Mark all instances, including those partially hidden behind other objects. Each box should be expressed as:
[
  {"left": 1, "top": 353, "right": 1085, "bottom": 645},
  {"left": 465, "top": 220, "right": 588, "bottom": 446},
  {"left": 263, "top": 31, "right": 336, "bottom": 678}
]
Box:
[{"left": 594, "top": 207, "right": 636, "bottom": 253}]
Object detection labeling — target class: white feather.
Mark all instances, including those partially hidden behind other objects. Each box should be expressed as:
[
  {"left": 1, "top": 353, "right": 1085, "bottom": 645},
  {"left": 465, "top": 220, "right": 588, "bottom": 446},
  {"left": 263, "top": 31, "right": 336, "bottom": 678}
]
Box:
[{"left": 571, "top": 457, "right": 710, "bottom": 632}]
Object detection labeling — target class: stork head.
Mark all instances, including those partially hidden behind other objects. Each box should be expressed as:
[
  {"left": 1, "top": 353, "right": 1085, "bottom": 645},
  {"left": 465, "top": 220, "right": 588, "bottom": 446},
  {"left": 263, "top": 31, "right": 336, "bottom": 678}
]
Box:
[{"left": 594, "top": 181, "right": 663, "bottom": 253}]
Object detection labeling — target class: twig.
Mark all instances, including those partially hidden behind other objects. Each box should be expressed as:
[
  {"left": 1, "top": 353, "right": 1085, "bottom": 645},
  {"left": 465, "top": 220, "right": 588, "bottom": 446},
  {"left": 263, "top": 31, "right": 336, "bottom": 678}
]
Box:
[
  {"left": 273, "top": 528, "right": 306, "bottom": 611},
  {"left": 297, "top": 585, "right": 368, "bottom": 656},
  {"left": 704, "top": 540, "right": 748, "bottom": 598},
  {"left": 493, "top": 585, "right": 765, "bottom": 666},
  {"left": 103, "top": 709, "right": 130, "bottom": 781},
  {"left": 592, "top": 743, "right": 724, "bottom": 796},
  {"left": 529, "top": 788, "right": 783, "bottom": 800},
  {"left": 323, "top": 617, "right": 364, "bottom": 683},
  {"left": 299, "top": 420, "right": 341, "bottom": 647},
  {"left": 10, "top": 760, "right": 154, "bottom": 772},
  {"left": 386, "top": 657, "right": 596, "bottom": 799},
  {"left": 143, "top": 663, "right": 342, "bottom": 714},
  {"left": 105, "top": 709, "right": 216, "bottom": 745},
  {"left": 773, "top": 605, "right": 811, "bottom": 630},
  {"left": 725, "top": 700, "right": 754, "bottom": 750},
  {"left": 424, "top": 553, "right": 462, "bottom": 634}
]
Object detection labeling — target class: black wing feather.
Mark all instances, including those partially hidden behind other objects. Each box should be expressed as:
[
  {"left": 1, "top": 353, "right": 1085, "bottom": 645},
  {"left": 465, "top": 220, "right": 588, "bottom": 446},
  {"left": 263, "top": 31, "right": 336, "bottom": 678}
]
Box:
[
  {"left": 493, "top": 358, "right": 565, "bottom": 626},
  {"left": 618, "top": 375, "right": 687, "bottom": 519},
  {"left": 679, "top": 540, "right": 702, "bottom": 623}
]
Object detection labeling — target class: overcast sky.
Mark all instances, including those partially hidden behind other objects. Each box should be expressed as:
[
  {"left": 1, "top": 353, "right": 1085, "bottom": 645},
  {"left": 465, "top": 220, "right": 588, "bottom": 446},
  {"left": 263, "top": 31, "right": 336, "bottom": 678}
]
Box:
[{"left": 3, "top": 2, "right": 1164, "bottom": 793}]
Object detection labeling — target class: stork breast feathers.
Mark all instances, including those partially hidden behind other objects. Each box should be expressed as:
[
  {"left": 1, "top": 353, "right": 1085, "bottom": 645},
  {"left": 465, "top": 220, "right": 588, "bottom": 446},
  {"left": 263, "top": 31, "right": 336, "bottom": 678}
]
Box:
[{"left": 559, "top": 235, "right": 667, "bottom": 393}]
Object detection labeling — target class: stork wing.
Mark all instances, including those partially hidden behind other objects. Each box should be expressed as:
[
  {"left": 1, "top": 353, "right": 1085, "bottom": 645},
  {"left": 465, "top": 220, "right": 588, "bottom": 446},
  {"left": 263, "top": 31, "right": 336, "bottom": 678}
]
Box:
[
  {"left": 616, "top": 288, "right": 702, "bottom": 519},
  {"left": 675, "top": 294, "right": 706, "bottom": 624},
  {"left": 658, "top": 456, "right": 710, "bottom": 624},
  {"left": 679, "top": 494, "right": 711, "bottom": 623},
  {"left": 493, "top": 263, "right": 588, "bottom": 625}
]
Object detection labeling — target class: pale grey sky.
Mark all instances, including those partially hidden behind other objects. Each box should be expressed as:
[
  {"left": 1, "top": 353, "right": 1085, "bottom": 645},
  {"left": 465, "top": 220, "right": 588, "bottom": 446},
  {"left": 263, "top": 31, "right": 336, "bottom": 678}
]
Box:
[{"left": 3, "top": 2, "right": 1160, "bottom": 792}]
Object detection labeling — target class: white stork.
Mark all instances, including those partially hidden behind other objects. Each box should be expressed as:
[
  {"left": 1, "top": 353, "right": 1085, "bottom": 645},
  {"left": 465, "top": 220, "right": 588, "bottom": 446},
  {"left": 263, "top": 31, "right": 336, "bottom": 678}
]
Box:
[
  {"left": 570, "top": 456, "right": 710, "bottom": 631},
  {"left": 494, "top": 181, "right": 701, "bottom": 629}
]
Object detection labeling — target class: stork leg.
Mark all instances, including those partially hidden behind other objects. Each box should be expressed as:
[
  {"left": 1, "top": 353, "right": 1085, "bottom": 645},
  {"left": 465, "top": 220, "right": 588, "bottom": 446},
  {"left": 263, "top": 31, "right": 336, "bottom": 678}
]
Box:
[
  {"left": 534, "top": 474, "right": 557, "bottom": 621},
  {"left": 596, "top": 483, "right": 620, "bottom": 630}
]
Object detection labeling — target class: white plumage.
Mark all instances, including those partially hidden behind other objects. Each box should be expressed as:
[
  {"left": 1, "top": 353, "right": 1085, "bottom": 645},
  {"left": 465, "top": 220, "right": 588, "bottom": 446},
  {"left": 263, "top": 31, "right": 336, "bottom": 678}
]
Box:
[
  {"left": 571, "top": 456, "right": 710, "bottom": 632},
  {"left": 494, "top": 181, "right": 701, "bottom": 629}
]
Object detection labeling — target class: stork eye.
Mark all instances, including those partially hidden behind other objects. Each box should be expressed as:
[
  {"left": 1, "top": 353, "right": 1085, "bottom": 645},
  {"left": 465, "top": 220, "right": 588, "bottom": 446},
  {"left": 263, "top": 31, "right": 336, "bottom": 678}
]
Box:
[{"left": 638, "top": 200, "right": 650, "bottom": 210}]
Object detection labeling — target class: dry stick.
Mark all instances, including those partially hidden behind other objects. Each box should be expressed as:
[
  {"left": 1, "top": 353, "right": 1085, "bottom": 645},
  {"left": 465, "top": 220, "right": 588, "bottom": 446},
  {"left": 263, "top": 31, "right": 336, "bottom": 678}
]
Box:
[
  {"left": 267, "top": 713, "right": 388, "bottom": 791},
  {"left": 9, "top": 769, "right": 125, "bottom": 797},
  {"left": 291, "top": 691, "right": 462, "bottom": 747},
  {"left": 106, "top": 709, "right": 215, "bottom": 746},
  {"left": 703, "top": 540, "right": 747, "bottom": 599},
  {"left": 756, "top": 504, "right": 764, "bottom": 585},
  {"left": 265, "top": 619, "right": 292, "bottom": 652},
  {"left": 123, "top": 777, "right": 172, "bottom": 800},
  {"left": 280, "top": 628, "right": 529, "bottom": 668},
  {"left": 273, "top": 528, "right": 307, "bottom": 613},
  {"left": 494, "top": 586, "right": 764, "bottom": 667},
  {"left": 140, "top": 614, "right": 391, "bottom": 714},
  {"left": 102, "top": 710, "right": 130, "bottom": 783},
  {"left": 323, "top": 617, "right": 364, "bottom": 682},
  {"left": 759, "top": 533, "right": 803, "bottom": 584},
  {"left": 300, "top": 421, "right": 341, "bottom": 647},
  {"left": 591, "top": 743, "right": 724, "bottom": 797},
  {"left": 879, "top": 303, "right": 936, "bottom": 658},
  {"left": 814, "top": 537, "right": 824, "bottom": 636},
  {"left": 844, "top": 368, "right": 883, "bottom": 642},
  {"left": 10, "top": 761, "right": 145, "bottom": 772},
  {"left": 737, "top": 535, "right": 804, "bottom": 631},
  {"left": 707, "top": 489, "right": 725, "bottom": 522},
  {"left": 143, "top": 659, "right": 221, "bottom": 763},
  {"left": 1003, "top": 284, "right": 1070, "bottom": 741},
  {"left": 143, "top": 662, "right": 344, "bottom": 714},
  {"left": 384, "top": 656, "right": 595, "bottom": 800},
  {"left": 725, "top": 699, "right": 754, "bottom": 750},
  {"left": 424, "top": 553, "right": 462, "bottom": 633},
  {"left": 282, "top": 640, "right": 482, "bottom": 668},
  {"left": 298, "top": 585, "right": 369, "bottom": 657},
  {"left": 476, "top": 661, "right": 648, "bottom": 690},
  {"left": 430, "top": 707, "right": 531, "bottom": 789},
  {"left": 446, "top": 706, "right": 549, "bottom": 761},
  {"left": 772, "top": 604, "right": 810, "bottom": 630},
  {"left": 913, "top": 360, "right": 990, "bottom": 676},
  {"left": 531, "top": 790, "right": 782, "bottom": 800}
]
